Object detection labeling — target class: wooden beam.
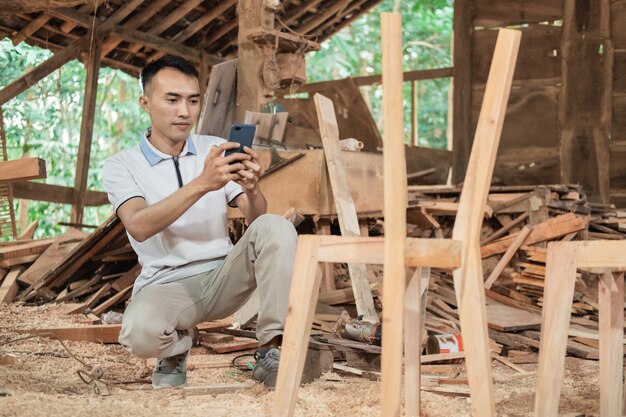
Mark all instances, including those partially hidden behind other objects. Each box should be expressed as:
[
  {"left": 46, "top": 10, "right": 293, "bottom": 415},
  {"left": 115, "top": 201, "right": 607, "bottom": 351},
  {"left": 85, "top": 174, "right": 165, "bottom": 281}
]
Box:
[
  {"left": 99, "top": 0, "right": 175, "bottom": 57},
  {"left": 0, "top": 0, "right": 142, "bottom": 105},
  {"left": 11, "top": 181, "right": 108, "bottom": 206},
  {"left": 271, "top": 236, "right": 322, "bottom": 417},
  {"left": 599, "top": 270, "right": 624, "bottom": 416},
  {"left": 534, "top": 242, "right": 579, "bottom": 416},
  {"left": 298, "top": 0, "right": 350, "bottom": 34},
  {"left": 0, "top": 0, "right": 88, "bottom": 15},
  {"left": 452, "top": 0, "right": 474, "bottom": 183},
  {"left": 451, "top": 28, "right": 521, "bottom": 417},
  {"left": 314, "top": 93, "right": 377, "bottom": 322},
  {"left": 0, "top": 158, "right": 46, "bottom": 183},
  {"left": 280, "top": 67, "right": 452, "bottom": 95},
  {"left": 169, "top": 0, "right": 237, "bottom": 44},
  {"left": 381, "top": 12, "right": 406, "bottom": 417},
  {"left": 14, "top": 324, "right": 121, "bottom": 343},
  {"left": 484, "top": 225, "right": 532, "bottom": 290},
  {"left": 70, "top": 33, "right": 102, "bottom": 225},
  {"left": 576, "top": 240, "right": 626, "bottom": 269}
]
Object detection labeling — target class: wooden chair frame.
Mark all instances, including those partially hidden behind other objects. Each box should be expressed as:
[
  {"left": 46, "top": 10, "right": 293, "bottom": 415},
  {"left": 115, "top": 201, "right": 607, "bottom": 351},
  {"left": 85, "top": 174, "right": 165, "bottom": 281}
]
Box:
[
  {"left": 271, "top": 19, "right": 521, "bottom": 417},
  {"left": 535, "top": 240, "right": 626, "bottom": 416}
]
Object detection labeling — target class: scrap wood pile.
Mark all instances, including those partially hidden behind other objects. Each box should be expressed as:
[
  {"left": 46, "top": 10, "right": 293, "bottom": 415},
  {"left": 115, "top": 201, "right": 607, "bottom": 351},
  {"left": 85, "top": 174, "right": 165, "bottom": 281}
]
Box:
[
  {"left": 2, "top": 182, "right": 625, "bottom": 366},
  {"left": 0, "top": 215, "right": 139, "bottom": 318}
]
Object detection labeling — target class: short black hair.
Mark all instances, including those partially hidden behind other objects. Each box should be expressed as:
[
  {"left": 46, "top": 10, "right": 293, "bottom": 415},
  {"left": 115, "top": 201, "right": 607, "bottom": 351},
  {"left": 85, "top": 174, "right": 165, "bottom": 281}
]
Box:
[{"left": 140, "top": 55, "right": 199, "bottom": 91}]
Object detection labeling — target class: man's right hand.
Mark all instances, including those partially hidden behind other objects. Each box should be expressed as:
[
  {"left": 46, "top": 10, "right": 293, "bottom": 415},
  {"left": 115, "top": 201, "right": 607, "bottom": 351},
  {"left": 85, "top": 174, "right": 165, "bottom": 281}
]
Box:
[{"left": 194, "top": 142, "right": 251, "bottom": 192}]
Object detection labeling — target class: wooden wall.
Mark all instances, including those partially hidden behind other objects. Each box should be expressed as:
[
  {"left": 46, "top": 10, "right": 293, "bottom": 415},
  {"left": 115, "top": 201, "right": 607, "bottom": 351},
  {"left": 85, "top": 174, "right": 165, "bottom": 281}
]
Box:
[{"left": 458, "top": 0, "right": 626, "bottom": 205}]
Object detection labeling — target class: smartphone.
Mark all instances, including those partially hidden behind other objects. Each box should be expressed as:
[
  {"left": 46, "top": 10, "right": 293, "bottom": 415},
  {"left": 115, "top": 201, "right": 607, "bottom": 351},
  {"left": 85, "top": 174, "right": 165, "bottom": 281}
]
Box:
[{"left": 224, "top": 123, "right": 256, "bottom": 158}]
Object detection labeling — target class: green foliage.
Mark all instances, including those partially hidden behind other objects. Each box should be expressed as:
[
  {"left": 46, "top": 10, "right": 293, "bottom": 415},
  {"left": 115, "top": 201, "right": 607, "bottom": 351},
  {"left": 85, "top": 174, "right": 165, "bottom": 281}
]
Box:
[
  {"left": 0, "top": 39, "right": 148, "bottom": 238},
  {"left": 0, "top": 1, "right": 453, "bottom": 237},
  {"left": 306, "top": 0, "right": 453, "bottom": 148}
]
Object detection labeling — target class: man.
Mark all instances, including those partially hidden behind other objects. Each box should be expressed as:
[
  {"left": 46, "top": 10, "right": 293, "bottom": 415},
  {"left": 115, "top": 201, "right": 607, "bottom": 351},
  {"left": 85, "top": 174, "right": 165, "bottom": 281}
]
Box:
[{"left": 102, "top": 55, "right": 296, "bottom": 389}]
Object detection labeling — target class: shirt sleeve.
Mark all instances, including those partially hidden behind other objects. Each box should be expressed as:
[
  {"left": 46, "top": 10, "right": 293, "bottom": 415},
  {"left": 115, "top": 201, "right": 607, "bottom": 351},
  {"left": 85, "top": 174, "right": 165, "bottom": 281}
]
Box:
[
  {"left": 102, "top": 157, "right": 145, "bottom": 213},
  {"left": 225, "top": 180, "right": 243, "bottom": 207}
]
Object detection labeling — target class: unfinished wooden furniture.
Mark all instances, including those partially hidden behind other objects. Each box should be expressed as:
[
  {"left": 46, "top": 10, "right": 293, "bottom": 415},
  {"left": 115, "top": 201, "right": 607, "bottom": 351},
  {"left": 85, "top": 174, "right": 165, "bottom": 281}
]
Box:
[
  {"left": 271, "top": 15, "right": 520, "bottom": 417},
  {"left": 534, "top": 240, "right": 626, "bottom": 417}
]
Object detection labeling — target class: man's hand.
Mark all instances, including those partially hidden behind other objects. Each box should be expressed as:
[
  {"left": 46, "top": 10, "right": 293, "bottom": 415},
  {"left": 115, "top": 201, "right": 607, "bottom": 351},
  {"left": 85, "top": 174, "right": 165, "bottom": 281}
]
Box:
[
  {"left": 235, "top": 146, "right": 264, "bottom": 192},
  {"left": 193, "top": 142, "right": 251, "bottom": 192}
]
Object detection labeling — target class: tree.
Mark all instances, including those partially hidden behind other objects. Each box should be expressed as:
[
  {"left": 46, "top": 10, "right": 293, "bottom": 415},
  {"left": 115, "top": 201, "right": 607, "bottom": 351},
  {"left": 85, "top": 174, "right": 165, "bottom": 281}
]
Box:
[
  {"left": 0, "top": 39, "right": 147, "bottom": 237},
  {"left": 306, "top": 0, "right": 453, "bottom": 148}
]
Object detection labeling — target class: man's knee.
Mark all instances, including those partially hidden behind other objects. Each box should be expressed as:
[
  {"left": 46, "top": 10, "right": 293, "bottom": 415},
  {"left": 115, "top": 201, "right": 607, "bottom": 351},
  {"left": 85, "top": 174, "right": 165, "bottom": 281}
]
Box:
[
  {"left": 118, "top": 314, "right": 164, "bottom": 358},
  {"left": 251, "top": 214, "right": 297, "bottom": 244}
]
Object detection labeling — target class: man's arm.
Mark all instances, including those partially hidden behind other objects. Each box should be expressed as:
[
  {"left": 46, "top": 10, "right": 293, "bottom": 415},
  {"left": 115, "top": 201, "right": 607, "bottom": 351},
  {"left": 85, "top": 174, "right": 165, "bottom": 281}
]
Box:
[{"left": 117, "top": 142, "right": 249, "bottom": 242}]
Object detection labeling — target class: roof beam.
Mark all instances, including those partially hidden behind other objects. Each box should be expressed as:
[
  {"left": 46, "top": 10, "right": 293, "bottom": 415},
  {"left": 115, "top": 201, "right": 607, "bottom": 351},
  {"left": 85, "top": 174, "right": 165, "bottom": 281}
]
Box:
[
  {"left": 47, "top": 7, "right": 222, "bottom": 65},
  {"left": 0, "top": 0, "right": 142, "bottom": 105}
]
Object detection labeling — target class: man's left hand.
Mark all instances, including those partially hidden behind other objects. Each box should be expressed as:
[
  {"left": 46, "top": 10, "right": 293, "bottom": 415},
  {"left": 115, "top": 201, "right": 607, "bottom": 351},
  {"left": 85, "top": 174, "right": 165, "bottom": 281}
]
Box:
[{"left": 236, "top": 146, "right": 264, "bottom": 191}]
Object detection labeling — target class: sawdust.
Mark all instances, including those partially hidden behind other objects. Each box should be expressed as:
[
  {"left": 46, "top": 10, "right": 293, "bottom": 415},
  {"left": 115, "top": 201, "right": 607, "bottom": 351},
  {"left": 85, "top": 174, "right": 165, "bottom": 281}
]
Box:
[{"left": 0, "top": 304, "right": 601, "bottom": 416}]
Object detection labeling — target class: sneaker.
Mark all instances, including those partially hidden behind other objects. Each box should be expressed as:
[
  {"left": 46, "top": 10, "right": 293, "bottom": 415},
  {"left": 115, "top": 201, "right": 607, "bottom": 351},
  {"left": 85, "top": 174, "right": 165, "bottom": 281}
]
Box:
[
  {"left": 252, "top": 347, "right": 280, "bottom": 389},
  {"left": 152, "top": 351, "right": 189, "bottom": 389}
]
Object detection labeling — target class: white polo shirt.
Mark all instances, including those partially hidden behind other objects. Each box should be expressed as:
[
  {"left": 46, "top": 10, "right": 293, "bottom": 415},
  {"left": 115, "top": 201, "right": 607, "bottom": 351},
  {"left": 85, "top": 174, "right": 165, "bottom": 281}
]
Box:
[{"left": 102, "top": 131, "right": 243, "bottom": 295}]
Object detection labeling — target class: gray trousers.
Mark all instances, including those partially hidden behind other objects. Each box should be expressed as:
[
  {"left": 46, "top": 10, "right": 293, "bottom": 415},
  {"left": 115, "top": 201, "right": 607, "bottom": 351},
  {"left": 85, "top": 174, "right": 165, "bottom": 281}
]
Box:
[{"left": 118, "top": 214, "right": 297, "bottom": 359}]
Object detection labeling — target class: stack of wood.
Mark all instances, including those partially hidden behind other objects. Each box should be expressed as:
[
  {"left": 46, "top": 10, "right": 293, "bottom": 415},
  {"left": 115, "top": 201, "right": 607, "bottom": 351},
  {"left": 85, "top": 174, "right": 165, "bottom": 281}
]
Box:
[{"left": 0, "top": 215, "right": 138, "bottom": 318}]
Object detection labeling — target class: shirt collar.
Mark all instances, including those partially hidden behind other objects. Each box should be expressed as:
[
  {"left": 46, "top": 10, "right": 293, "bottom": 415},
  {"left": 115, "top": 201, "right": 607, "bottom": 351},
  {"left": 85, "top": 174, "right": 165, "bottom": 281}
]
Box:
[{"left": 139, "top": 128, "right": 197, "bottom": 167}]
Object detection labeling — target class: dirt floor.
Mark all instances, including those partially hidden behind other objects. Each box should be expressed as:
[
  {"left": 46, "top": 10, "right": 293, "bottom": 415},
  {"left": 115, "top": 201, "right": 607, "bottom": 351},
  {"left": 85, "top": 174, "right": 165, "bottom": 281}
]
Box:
[{"left": 0, "top": 304, "right": 601, "bottom": 417}]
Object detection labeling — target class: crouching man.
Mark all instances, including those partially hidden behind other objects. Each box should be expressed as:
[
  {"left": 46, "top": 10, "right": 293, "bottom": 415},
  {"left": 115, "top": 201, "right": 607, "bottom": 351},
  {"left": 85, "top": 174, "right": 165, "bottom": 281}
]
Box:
[{"left": 102, "top": 55, "right": 295, "bottom": 389}]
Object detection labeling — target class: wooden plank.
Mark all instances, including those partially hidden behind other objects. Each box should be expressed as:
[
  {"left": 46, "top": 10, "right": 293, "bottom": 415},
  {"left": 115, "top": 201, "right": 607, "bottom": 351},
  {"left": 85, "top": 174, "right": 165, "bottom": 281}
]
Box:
[
  {"left": 0, "top": 254, "right": 39, "bottom": 268},
  {"left": 481, "top": 213, "right": 587, "bottom": 258},
  {"left": 484, "top": 225, "right": 532, "bottom": 289},
  {"left": 110, "top": 263, "right": 140, "bottom": 292},
  {"left": 0, "top": 238, "right": 56, "bottom": 260},
  {"left": 485, "top": 302, "right": 542, "bottom": 332},
  {"left": 11, "top": 181, "right": 108, "bottom": 206},
  {"left": 314, "top": 236, "right": 461, "bottom": 269},
  {"left": 452, "top": 28, "right": 521, "bottom": 417},
  {"left": 183, "top": 381, "right": 255, "bottom": 396},
  {"left": 314, "top": 93, "right": 377, "bottom": 322},
  {"left": 480, "top": 212, "right": 529, "bottom": 245},
  {"left": 380, "top": 13, "right": 406, "bottom": 417},
  {"left": 0, "top": 158, "right": 46, "bottom": 183},
  {"left": 17, "top": 229, "right": 84, "bottom": 285},
  {"left": 0, "top": 267, "right": 23, "bottom": 304},
  {"left": 90, "top": 284, "right": 132, "bottom": 316},
  {"left": 17, "top": 220, "right": 38, "bottom": 240},
  {"left": 534, "top": 242, "right": 579, "bottom": 417},
  {"left": 14, "top": 324, "right": 121, "bottom": 343},
  {"left": 272, "top": 236, "right": 322, "bottom": 417},
  {"left": 599, "top": 270, "right": 624, "bottom": 416},
  {"left": 576, "top": 240, "right": 626, "bottom": 268}
]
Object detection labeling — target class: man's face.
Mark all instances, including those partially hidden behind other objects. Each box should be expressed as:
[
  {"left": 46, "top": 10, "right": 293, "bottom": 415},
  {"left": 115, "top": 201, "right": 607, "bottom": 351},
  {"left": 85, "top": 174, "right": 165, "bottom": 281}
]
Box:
[{"left": 139, "top": 68, "right": 201, "bottom": 148}]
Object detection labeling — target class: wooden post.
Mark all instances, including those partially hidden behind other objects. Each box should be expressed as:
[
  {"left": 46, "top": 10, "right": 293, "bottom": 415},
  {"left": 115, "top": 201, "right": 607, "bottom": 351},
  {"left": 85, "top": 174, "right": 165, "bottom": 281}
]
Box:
[
  {"left": 70, "top": 34, "right": 102, "bottom": 224},
  {"left": 404, "top": 267, "right": 424, "bottom": 417},
  {"left": 534, "top": 242, "right": 579, "bottom": 417},
  {"left": 317, "top": 218, "right": 336, "bottom": 292},
  {"left": 451, "top": 0, "right": 473, "bottom": 184},
  {"left": 381, "top": 12, "right": 407, "bottom": 417},
  {"left": 599, "top": 270, "right": 624, "bottom": 416},
  {"left": 451, "top": 28, "right": 521, "bottom": 417},
  {"left": 271, "top": 235, "right": 322, "bottom": 417},
  {"left": 314, "top": 93, "right": 378, "bottom": 322},
  {"left": 559, "top": 0, "right": 610, "bottom": 203},
  {"left": 236, "top": 0, "right": 272, "bottom": 121}
]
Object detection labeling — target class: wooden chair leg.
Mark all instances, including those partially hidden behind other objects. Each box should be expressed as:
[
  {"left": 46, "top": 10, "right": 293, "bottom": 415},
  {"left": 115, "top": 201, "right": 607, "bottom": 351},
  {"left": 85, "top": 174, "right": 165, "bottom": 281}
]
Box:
[
  {"left": 404, "top": 267, "right": 423, "bottom": 417},
  {"left": 534, "top": 242, "right": 579, "bottom": 417},
  {"left": 599, "top": 270, "right": 624, "bottom": 416},
  {"left": 272, "top": 235, "right": 323, "bottom": 417},
  {"left": 455, "top": 244, "right": 496, "bottom": 416}
]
